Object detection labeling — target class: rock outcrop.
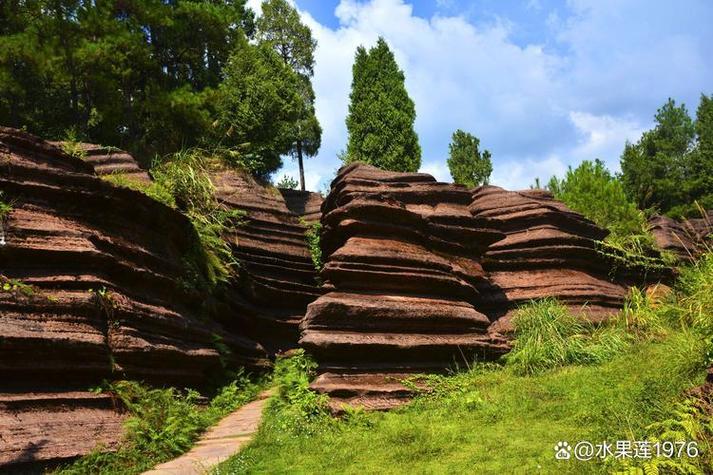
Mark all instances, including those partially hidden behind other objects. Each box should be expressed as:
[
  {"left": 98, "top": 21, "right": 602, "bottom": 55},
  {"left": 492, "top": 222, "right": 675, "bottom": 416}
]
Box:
[
  {"left": 649, "top": 212, "right": 712, "bottom": 262},
  {"left": 0, "top": 128, "right": 268, "bottom": 468},
  {"left": 52, "top": 141, "right": 151, "bottom": 183},
  {"left": 300, "top": 164, "right": 509, "bottom": 411},
  {"left": 211, "top": 169, "right": 323, "bottom": 354},
  {"left": 470, "top": 186, "right": 630, "bottom": 330}
]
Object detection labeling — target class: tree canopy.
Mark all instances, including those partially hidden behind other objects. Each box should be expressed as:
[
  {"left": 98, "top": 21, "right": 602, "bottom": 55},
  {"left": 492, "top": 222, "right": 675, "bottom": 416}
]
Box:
[
  {"left": 344, "top": 37, "right": 421, "bottom": 172},
  {"left": 548, "top": 159, "right": 652, "bottom": 252},
  {"left": 447, "top": 129, "right": 492, "bottom": 187},
  {"left": 0, "top": 0, "right": 255, "bottom": 160},
  {"left": 256, "top": 0, "right": 321, "bottom": 190},
  {"left": 620, "top": 97, "right": 712, "bottom": 217}
]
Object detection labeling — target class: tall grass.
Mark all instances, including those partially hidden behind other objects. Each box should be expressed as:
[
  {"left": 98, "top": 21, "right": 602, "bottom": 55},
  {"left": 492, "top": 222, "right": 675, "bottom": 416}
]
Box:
[
  {"left": 504, "top": 299, "right": 629, "bottom": 375},
  {"left": 103, "top": 149, "right": 245, "bottom": 288}
]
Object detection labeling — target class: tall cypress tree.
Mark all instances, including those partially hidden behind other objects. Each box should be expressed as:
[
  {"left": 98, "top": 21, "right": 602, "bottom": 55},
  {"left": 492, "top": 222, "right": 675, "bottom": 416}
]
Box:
[{"left": 344, "top": 37, "right": 421, "bottom": 172}]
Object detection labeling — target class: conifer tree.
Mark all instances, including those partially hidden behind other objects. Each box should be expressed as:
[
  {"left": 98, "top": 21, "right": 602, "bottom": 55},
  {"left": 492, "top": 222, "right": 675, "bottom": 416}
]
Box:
[
  {"left": 344, "top": 37, "right": 421, "bottom": 172},
  {"left": 447, "top": 129, "right": 492, "bottom": 187}
]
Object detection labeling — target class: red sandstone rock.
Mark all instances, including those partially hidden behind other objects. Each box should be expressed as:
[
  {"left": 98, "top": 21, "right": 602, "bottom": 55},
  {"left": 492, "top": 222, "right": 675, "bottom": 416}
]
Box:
[
  {"left": 470, "top": 186, "right": 630, "bottom": 330},
  {"left": 0, "top": 127, "right": 268, "bottom": 468},
  {"left": 300, "top": 164, "right": 508, "bottom": 412},
  {"left": 211, "top": 168, "right": 323, "bottom": 353},
  {"left": 52, "top": 141, "right": 151, "bottom": 183},
  {"left": 649, "top": 213, "right": 712, "bottom": 262}
]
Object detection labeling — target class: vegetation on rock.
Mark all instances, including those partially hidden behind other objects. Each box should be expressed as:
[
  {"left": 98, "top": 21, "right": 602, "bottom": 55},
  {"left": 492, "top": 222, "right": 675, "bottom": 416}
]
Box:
[{"left": 447, "top": 129, "right": 493, "bottom": 187}]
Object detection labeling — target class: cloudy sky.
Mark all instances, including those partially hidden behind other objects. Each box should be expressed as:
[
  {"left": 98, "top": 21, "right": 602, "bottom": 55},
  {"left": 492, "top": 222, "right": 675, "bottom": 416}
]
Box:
[{"left": 247, "top": 0, "right": 713, "bottom": 192}]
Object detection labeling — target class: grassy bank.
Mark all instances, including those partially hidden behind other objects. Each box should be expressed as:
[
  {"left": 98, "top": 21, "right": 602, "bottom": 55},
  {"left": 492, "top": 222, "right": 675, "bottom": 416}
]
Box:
[
  {"left": 54, "top": 375, "right": 264, "bottom": 475},
  {"left": 216, "top": 254, "right": 713, "bottom": 474}
]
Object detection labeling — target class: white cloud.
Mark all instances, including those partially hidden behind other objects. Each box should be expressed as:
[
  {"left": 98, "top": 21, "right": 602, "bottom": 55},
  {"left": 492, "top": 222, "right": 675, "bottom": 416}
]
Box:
[{"left": 251, "top": 0, "right": 711, "bottom": 191}]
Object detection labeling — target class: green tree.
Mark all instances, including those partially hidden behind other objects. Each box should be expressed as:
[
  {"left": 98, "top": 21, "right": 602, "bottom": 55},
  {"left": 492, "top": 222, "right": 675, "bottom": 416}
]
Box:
[
  {"left": 683, "top": 93, "right": 713, "bottom": 213},
  {"left": 257, "top": 0, "right": 321, "bottom": 190},
  {"left": 344, "top": 37, "right": 421, "bottom": 172},
  {"left": 620, "top": 98, "right": 695, "bottom": 214},
  {"left": 0, "top": 0, "right": 255, "bottom": 161},
  {"left": 447, "top": 129, "right": 492, "bottom": 187},
  {"left": 214, "top": 35, "right": 302, "bottom": 179},
  {"left": 548, "top": 159, "right": 655, "bottom": 254}
]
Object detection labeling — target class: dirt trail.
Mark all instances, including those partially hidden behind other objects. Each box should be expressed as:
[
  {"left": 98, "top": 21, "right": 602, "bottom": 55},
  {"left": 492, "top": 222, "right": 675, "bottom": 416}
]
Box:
[{"left": 142, "top": 389, "right": 273, "bottom": 475}]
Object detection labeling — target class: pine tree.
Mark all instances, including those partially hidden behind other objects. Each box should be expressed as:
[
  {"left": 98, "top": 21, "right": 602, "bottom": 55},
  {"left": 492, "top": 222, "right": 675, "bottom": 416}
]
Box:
[
  {"left": 257, "top": 0, "right": 321, "bottom": 190},
  {"left": 620, "top": 98, "right": 695, "bottom": 214},
  {"left": 683, "top": 93, "right": 713, "bottom": 213},
  {"left": 344, "top": 37, "right": 421, "bottom": 172},
  {"left": 447, "top": 129, "right": 492, "bottom": 187}
]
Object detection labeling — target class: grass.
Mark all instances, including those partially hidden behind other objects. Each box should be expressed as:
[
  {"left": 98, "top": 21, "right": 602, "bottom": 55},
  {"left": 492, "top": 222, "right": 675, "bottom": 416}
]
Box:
[
  {"left": 54, "top": 375, "right": 264, "bottom": 475},
  {"left": 0, "top": 191, "right": 12, "bottom": 220},
  {"left": 215, "top": 253, "right": 713, "bottom": 474},
  {"left": 103, "top": 149, "right": 247, "bottom": 289}
]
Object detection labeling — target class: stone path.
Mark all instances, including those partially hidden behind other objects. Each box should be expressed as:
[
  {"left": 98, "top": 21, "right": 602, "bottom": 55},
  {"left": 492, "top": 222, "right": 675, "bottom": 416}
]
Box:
[{"left": 142, "top": 389, "right": 273, "bottom": 475}]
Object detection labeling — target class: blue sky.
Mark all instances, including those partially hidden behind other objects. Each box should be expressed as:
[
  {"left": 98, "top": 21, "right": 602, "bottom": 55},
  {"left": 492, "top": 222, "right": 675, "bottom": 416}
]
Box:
[{"left": 247, "top": 0, "right": 713, "bottom": 191}]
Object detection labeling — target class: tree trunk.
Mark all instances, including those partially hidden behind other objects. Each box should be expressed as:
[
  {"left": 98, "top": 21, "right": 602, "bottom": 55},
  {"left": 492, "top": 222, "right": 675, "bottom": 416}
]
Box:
[{"left": 297, "top": 140, "right": 305, "bottom": 191}]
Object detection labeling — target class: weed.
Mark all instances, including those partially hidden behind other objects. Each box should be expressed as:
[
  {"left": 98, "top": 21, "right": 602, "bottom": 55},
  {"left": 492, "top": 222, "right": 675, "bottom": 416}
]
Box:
[
  {"left": 301, "top": 219, "right": 323, "bottom": 273},
  {"left": 102, "top": 173, "right": 176, "bottom": 208},
  {"left": 61, "top": 128, "right": 87, "bottom": 159},
  {"left": 0, "top": 275, "right": 35, "bottom": 297},
  {"left": 0, "top": 191, "right": 12, "bottom": 221}
]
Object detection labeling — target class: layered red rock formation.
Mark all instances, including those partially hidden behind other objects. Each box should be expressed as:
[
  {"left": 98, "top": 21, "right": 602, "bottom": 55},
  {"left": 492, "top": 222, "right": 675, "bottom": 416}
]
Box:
[
  {"left": 649, "top": 212, "right": 712, "bottom": 262},
  {"left": 52, "top": 141, "right": 151, "bottom": 183},
  {"left": 0, "top": 128, "right": 268, "bottom": 468},
  {"left": 470, "top": 186, "right": 630, "bottom": 330},
  {"left": 300, "top": 164, "right": 509, "bottom": 411},
  {"left": 211, "top": 169, "right": 323, "bottom": 354},
  {"left": 280, "top": 188, "right": 323, "bottom": 223}
]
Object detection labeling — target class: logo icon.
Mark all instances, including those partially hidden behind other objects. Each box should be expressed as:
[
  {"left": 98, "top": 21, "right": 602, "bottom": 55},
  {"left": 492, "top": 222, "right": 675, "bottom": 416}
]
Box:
[{"left": 555, "top": 441, "right": 571, "bottom": 460}]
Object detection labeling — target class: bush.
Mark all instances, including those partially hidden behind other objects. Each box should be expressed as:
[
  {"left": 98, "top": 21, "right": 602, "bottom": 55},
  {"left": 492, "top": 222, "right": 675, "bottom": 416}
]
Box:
[
  {"left": 55, "top": 377, "right": 261, "bottom": 475},
  {"left": 505, "top": 299, "right": 629, "bottom": 375},
  {"left": 548, "top": 159, "right": 657, "bottom": 255}
]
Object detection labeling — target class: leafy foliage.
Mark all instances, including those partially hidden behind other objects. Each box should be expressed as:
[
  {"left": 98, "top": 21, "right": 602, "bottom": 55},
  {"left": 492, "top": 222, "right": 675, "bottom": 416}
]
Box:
[
  {"left": 548, "top": 159, "right": 657, "bottom": 254},
  {"left": 277, "top": 175, "right": 299, "bottom": 189},
  {"left": 344, "top": 37, "right": 421, "bottom": 172},
  {"left": 0, "top": 0, "right": 255, "bottom": 160},
  {"left": 620, "top": 97, "right": 713, "bottom": 217},
  {"left": 301, "top": 220, "right": 323, "bottom": 272},
  {"left": 55, "top": 377, "right": 262, "bottom": 475},
  {"left": 213, "top": 35, "right": 303, "bottom": 179},
  {"left": 0, "top": 191, "right": 12, "bottom": 220},
  {"left": 256, "top": 0, "right": 321, "bottom": 190},
  {"left": 447, "top": 129, "right": 492, "bottom": 187}
]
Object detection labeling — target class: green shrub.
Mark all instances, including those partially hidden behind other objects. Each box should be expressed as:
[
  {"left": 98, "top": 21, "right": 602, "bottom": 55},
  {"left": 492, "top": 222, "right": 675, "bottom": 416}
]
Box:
[
  {"left": 548, "top": 159, "right": 661, "bottom": 257},
  {"left": 277, "top": 175, "right": 299, "bottom": 189},
  {"left": 55, "top": 377, "right": 261, "bottom": 475},
  {"left": 60, "top": 128, "right": 87, "bottom": 160},
  {"left": 150, "top": 149, "right": 246, "bottom": 288},
  {"left": 505, "top": 298, "right": 629, "bottom": 375},
  {"left": 301, "top": 220, "right": 323, "bottom": 273}
]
